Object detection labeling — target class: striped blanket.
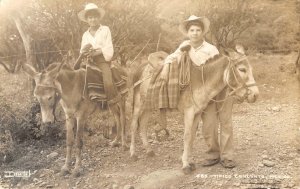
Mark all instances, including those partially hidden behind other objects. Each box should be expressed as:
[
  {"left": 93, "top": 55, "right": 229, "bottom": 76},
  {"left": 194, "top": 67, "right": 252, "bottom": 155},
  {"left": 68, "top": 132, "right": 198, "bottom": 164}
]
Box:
[
  {"left": 144, "top": 52, "right": 193, "bottom": 111},
  {"left": 84, "top": 61, "right": 128, "bottom": 109},
  {"left": 144, "top": 60, "right": 180, "bottom": 111}
]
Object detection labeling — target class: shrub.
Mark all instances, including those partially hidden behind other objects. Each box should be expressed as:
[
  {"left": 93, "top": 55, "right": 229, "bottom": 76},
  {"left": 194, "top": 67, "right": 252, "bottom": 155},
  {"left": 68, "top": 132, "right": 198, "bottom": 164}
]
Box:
[
  {"left": 254, "top": 29, "right": 277, "bottom": 50},
  {"left": 0, "top": 99, "right": 63, "bottom": 143}
]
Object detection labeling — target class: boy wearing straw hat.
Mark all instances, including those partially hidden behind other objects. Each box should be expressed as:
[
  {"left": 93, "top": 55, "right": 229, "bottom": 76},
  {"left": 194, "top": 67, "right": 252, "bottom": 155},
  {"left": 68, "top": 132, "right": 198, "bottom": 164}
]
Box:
[
  {"left": 146, "top": 15, "right": 219, "bottom": 110},
  {"left": 160, "top": 15, "right": 236, "bottom": 168},
  {"left": 75, "top": 3, "right": 122, "bottom": 105},
  {"left": 161, "top": 15, "right": 218, "bottom": 69}
]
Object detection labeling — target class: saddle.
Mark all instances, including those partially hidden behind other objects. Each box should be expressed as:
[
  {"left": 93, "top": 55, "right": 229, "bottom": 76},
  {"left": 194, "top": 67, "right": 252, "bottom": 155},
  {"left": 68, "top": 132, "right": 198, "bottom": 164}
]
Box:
[{"left": 83, "top": 56, "right": 128, "bottom": 109}]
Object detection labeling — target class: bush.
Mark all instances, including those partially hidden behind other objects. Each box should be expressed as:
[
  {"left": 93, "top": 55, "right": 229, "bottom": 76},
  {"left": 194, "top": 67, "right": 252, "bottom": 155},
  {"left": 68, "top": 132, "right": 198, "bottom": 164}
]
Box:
[
  {"left": 254, "top": 29, "right": 277, "bottom": 50},
  {"left": 0, "top": 99, "right": 63, "bottom": 143}
]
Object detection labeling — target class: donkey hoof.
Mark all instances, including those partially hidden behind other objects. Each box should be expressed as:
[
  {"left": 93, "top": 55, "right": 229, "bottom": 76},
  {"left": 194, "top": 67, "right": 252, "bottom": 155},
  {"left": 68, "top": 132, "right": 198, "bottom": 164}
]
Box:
[
  {"left": 189, "top": 163, "right": 196, "bottom": 171},
  {"left": 122, "top": 144, "right": 129, "bottom": 151},
  {"left": 131, "top": 154, "right": 138, "bottom": 162},
  {"left": 182, "top": 164, "right": 195, "bottom": 175},
  {"left": 165, "top": 129, "right": 170, "bottom": 137},
  {"left": 110, "top": 141, "right": 120, "bottom": 148},
  {"left": 154, "top": 131, "right": 160, "bottom": 141},
  {"left": 72, "top": 168, "right": 82, "bottom": 178},
  {"left": 146, "top": 150, "right": 155, "bottom": 157},
  {"left": 60, "top": 166, "right": 70, "bottom": 176},
  {"left": 155, "top": 130, "right": 170, "bottom": 142}
]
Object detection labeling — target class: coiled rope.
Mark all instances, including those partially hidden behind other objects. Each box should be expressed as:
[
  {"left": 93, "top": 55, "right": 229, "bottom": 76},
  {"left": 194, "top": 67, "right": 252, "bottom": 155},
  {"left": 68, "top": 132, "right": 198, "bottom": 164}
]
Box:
[{"left": 179, "top": 52, "right": 192, "bottom": 90}]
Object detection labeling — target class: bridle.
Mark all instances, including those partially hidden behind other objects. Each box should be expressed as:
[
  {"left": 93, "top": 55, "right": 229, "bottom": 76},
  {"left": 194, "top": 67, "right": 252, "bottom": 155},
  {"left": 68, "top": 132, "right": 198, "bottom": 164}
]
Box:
[
  {"left": 35, "top": 84, "right": 61, "bottom": 122},
  {"left": 224, "top": 56, "right": 257, "bottom": 97},
  {"left": 34, "top": 61, "right": 65, "bottom": 122}
]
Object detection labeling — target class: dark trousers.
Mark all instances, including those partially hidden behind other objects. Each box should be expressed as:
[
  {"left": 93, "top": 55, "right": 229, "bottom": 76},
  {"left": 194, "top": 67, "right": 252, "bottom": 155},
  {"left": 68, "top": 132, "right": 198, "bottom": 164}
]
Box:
[{"left": 93, "top": 55, "right": 120, "bottom": 105}]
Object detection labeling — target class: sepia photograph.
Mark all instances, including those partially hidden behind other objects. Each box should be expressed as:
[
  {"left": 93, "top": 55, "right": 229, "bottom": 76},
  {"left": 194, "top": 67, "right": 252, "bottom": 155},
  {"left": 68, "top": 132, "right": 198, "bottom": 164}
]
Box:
[{"left": 0, "top": 0, "right": 299, "bottom": 188}]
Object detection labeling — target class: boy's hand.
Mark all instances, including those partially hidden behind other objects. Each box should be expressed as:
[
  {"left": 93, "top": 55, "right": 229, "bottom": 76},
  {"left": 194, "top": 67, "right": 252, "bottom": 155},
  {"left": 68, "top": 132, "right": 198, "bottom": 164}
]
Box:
[
  {"left": 87, "top": 49, "right": 102, "bottom": 57},
  {"left": 81, "top": 44, "right": 93, "bottom": 53},
  {"left": 180, "top": 44, "right": 191, "bottom": 52}
]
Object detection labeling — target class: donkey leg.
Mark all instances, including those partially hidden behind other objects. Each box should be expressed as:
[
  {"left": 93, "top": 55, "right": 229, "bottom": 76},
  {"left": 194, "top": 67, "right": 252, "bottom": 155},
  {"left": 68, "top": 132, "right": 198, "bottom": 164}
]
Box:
[
  {"left": 72, "top": 118, "right": 85, "bottom": 177},
  {"left": 155, "top": 109, "right": 169, "bottom": 141},
  {"left": 130, "top": 91, "right": 142, "bottom": 161},
  {"left": 139, "top": 110, "right": 154, "bottom": 157},
  {"left": 110, "top": 105, "right": 121, "bottom": 147},
  {"left": 130, "top": 112, "right": 139, "bottom": 161},
  {"left": 119, "top": 100, "right": 128, "bottom": 150},
  {"left": 182, "top": 107, "right": 196, "bottom": 174},
  {"left": 61, "top": 117, "right": 75, "bottom": 176}
]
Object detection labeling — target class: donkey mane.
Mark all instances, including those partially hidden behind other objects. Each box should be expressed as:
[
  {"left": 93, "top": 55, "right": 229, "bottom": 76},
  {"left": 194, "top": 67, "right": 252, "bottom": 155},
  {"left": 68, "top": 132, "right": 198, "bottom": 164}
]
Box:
[
  {"left": 191, "top": 54, "right": 226, "bottom": 71},
  {"left": 45, "top": 62, "right": 60, "bottom": 71},
  {"left": 45, "top": 62, "right": 72, "bottom": 72},
  {"left": 203, "top": 54, "right": 223, "bottom": 65},
  {"left": 190, "top": 54, "right": 229, "bottom": 82}
]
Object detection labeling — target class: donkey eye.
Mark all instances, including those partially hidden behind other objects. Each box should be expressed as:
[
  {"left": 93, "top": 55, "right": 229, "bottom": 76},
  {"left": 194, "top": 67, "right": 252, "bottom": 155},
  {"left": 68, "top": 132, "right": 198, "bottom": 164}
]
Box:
[
  {"left": 238, "top": 68, "right": 246, "bottom": 73},
  {"left": 48, "top": 96, "right": 53, "bottom": 101}
]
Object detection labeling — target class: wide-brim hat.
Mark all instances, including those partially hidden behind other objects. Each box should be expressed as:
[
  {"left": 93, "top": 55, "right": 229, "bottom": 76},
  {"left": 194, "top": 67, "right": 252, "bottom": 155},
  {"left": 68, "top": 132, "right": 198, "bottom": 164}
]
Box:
[
  {"left": 179, "top": 15, "right": 210, "bottom": 36},
  {"left": 78, "top": 3, "right": 105, "bottom": 22}
]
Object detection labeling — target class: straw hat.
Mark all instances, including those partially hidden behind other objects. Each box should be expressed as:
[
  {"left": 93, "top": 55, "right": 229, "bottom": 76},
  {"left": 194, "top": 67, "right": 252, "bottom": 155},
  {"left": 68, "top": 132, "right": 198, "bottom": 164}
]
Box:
[
  {"left": 78, "top": 3, "right": 105, "bottom": 22},
  {"left": 179, "top": 15, "right": 210, "bottom": 35}
]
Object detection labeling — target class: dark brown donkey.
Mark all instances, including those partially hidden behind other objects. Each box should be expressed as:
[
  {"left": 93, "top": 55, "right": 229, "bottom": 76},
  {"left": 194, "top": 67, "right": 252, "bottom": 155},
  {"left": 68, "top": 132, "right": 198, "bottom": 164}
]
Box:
[{"left": 23, "top": 62, "right": 127, "bottom": 177}]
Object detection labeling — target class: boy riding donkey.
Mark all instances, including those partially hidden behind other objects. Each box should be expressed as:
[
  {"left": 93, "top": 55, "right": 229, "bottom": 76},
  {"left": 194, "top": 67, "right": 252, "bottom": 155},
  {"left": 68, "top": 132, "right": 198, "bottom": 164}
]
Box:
[
  {"left": 146, "top": 15, "right": 237, "bottom": 168},
  {"left": 75, "top": 3, "right": 128, "bottom": 147}
]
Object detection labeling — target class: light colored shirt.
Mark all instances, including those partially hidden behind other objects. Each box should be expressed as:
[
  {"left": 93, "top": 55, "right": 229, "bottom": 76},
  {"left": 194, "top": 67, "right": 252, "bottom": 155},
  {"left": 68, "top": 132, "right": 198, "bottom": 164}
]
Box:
[
  {"left": 80, "top": 25, "right": 114, "bottom": 61},
  {"left": 164, "top": 40, "right": 219, "bottom": 66}
]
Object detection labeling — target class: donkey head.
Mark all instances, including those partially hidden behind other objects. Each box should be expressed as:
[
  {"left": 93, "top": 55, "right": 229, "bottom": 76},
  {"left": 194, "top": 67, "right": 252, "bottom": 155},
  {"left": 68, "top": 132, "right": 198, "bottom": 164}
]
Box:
[
  {"left": 224, "top": 45, "right": 259, "bottom": 103},
  {"left": 23, "top": 63, "right": 63, "bottom": 123}
]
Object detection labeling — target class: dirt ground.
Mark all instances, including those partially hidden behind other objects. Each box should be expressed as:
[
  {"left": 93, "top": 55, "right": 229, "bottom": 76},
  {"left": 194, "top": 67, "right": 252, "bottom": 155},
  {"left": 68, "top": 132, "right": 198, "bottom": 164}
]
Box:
[{"left": 1, "top": 52, "right": 300, "bottom": 189}]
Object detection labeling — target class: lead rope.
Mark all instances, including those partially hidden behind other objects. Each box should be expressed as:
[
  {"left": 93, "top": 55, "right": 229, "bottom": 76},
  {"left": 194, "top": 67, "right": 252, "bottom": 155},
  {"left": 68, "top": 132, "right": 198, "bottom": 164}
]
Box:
[
  {"left": 82, "top": 57, "right": 89, "bottom": 99},
  {"left": 179, "top": 52, "right": 191, "bottom": 90}
]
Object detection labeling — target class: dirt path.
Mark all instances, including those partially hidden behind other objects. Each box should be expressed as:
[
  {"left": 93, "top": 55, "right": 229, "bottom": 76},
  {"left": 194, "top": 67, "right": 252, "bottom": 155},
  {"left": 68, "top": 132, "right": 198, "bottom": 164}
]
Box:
[{"left": 1, "top": 53, "right": 300, "bottom": 189}]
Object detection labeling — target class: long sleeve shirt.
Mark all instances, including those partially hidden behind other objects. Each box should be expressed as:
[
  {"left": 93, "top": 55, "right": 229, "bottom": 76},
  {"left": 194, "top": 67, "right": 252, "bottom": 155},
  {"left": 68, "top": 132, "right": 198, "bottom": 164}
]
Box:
[
  {"left": 164, "top": 40, "right": 219, "bottom": 66},
  {"left": 80, "top": 25, "right": 114, "bottom": 61}
]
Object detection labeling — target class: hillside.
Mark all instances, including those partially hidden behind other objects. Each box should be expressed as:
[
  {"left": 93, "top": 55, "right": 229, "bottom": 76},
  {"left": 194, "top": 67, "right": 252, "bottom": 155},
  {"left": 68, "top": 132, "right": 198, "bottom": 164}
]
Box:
[{"left": 158, "top": 0, "right": 300, "bottom": 51}]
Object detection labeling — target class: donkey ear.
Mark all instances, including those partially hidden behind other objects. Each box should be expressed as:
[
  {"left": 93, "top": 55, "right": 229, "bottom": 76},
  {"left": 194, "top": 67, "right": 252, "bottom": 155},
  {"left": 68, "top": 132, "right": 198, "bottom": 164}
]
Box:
[
  {"left": 220, "top": 47, "right": 235, "bottom": 56},
  {"left": 22, "top": 63, "right": 39, "bottom": 78},
  {"left": 47, "top": 62, "right": 64, "bottom": 78},
  {"left": 235, "top": 44, "right": 245, "bottom": 55}
]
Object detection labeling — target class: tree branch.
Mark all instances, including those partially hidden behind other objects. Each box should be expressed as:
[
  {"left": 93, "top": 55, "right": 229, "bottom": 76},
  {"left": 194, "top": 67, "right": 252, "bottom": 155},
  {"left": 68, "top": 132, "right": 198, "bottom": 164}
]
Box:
[{"left": 0, "top": 60, "right": 14, "bottom": 73}]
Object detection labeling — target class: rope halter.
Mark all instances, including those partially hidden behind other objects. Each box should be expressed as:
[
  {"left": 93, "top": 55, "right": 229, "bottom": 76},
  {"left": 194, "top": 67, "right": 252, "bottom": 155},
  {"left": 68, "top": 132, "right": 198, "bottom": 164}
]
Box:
[{"left": 225, "top": 56, "right": 257, "bottom": 97}]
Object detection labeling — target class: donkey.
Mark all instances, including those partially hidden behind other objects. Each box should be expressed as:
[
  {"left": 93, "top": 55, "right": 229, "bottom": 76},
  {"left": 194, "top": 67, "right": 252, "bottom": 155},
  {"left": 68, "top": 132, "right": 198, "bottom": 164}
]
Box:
[
  {"left": 23, "top": 62, "right": 127, "bottom": 177},
  {"left": 130, "top": 46, "right": 259, "bottom": 174}
]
